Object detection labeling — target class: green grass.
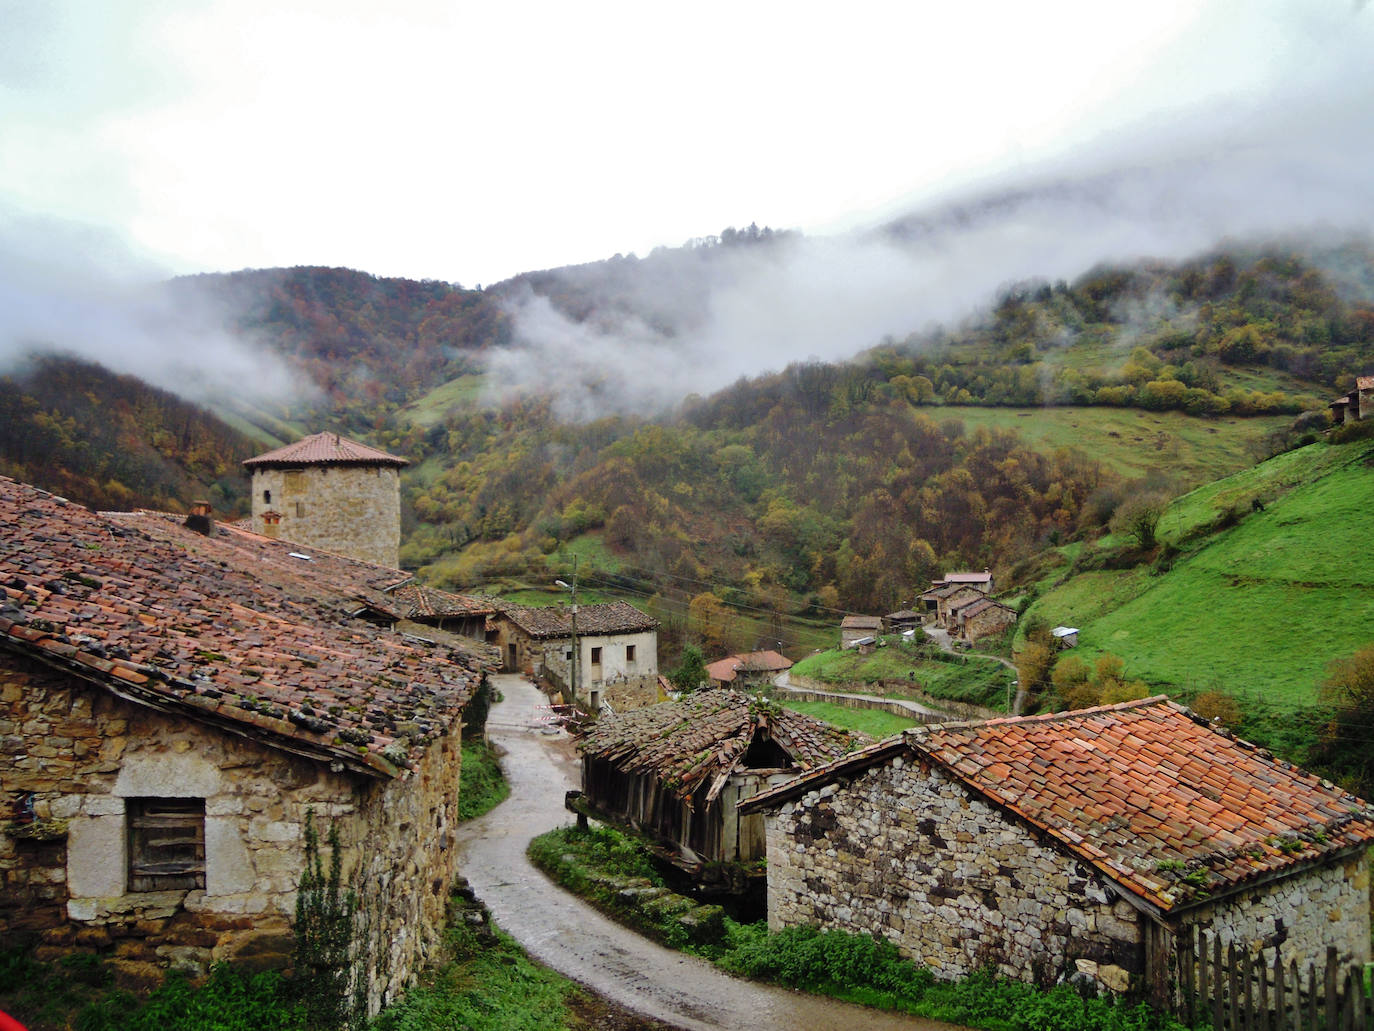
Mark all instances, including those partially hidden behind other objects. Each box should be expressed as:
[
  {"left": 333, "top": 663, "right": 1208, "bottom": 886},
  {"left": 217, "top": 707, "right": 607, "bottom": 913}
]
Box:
[
  {"left": 396, "top": 374, "right": 487, "bottom": 428},
  {"left": 777, "top": 700, "right": 918, "bottom": 738},
  {"left": 1026, "top": 438, "right": 1374, "bottom": 710},
  {"left": 459, "top": 740, "right": 509, "bottom": 821},
  {"left": 371, "top": 915, "right": 579, "bottom": 1031},
  {"left": 791, "top": 643, "right": 1013, "bottom": 710},
  {"left": 922, "top": 405, "right": 1290, "bottom": 485},
  {"left": 0, "top": 952, "right": 301, "bottom": 1031}
]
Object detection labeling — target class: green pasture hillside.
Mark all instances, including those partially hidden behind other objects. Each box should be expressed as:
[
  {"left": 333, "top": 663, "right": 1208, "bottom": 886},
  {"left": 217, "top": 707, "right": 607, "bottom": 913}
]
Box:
[{"left": 1023, "top": 435, "right": 1374, "bottom": 709}]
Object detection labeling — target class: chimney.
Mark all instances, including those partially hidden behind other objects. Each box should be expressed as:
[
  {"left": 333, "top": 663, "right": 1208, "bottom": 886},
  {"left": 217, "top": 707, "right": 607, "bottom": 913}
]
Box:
[
  {"left": 184, "top": 501, "right": 215, "bottom": 537},
  {"left": 261, "top": 510, "right": 282, "bottom": 539}
]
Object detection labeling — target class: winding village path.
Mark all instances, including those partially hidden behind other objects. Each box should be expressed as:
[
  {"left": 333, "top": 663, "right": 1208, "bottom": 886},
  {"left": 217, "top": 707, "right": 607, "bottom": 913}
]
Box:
[{"left": 456, "top": 673, "right": 968, "bottom": 1031}]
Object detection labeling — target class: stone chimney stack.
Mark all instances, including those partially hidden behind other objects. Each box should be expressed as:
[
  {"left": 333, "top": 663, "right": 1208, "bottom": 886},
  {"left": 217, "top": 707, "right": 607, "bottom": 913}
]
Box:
[{"left": 184, "top": 501, "right": 215, "bottom": 537}]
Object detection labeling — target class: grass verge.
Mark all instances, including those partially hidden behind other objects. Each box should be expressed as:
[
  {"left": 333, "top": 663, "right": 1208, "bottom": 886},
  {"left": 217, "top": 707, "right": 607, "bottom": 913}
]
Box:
[
  {"left": 775, "top": 700, "right": 918, "bottom": 739},
  {"left": 459, "top": 739, "right": 510, "bottom": 821}
]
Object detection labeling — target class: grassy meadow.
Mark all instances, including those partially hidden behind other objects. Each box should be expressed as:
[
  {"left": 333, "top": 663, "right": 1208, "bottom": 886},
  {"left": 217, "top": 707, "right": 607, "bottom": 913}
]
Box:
[{"left": 1025, "top": 437, "right": 1374, "bottom": 708}]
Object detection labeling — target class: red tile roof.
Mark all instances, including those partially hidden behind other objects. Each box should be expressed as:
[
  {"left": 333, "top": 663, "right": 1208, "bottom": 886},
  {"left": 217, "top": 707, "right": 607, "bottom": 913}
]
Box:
[
  {"left": 579, "top": 690, "right": 864, "bottom": 804},
  {"left": 0, "top": 478, "right": 480, "bottom": 778},
  {"left": 389, "top": 583, "right": 496, "bottom": 620},
  {"left": 502, "top": 601, "right": 657, "bottom": 638},
  {"left": 741, "top": 697, "right": 1374, "bottom": 912},
  {"left": 242, "top": 432, "right": 408, "bottom": 468},
  {"left": 841, "top": 615, "right": 882, "bottom": 629},
  {"left": 943, "top": 571, "right": 992, "bottom": 585},
  {"left": 706, "top": 651, "right": 793, "bottom": 683}
]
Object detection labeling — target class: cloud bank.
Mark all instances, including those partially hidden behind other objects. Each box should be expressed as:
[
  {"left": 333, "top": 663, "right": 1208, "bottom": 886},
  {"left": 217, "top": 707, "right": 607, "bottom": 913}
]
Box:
[
  {"left": 0, "top": 206, "right": 301, "bottom": 405},
  {"left": 489, "top": 3, "right": 1374, "bottom": 419}
]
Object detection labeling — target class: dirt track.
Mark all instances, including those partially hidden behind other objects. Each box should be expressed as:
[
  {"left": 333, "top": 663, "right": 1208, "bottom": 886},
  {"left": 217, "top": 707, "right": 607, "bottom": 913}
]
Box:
[{"left": 455, "top": 673, "right": 967, "bottom": 1031}]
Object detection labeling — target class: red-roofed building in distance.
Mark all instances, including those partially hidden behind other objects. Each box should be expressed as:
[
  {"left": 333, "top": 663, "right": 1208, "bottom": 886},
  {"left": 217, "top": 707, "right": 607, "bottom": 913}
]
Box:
[
  {"left": 740, "top": 697, "right": 1374, "bottom": 999},
  {"left": 705, "top": 651, "right": 793, "bottom": 689},
  {"left": 243, "top": 432, "right": 408, "bottom": 568},
  {"left": 0, "top": 477, "right": 484, "bottom": 1011}
]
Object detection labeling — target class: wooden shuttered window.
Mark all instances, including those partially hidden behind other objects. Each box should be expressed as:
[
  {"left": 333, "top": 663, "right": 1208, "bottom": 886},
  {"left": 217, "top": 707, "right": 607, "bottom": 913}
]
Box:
[{"left": 127, "top": 798, "right": 206, "bottom": 892}]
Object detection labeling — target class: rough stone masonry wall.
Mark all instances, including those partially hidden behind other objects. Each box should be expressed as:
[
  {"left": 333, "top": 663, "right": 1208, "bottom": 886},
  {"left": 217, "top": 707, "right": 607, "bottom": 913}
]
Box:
[
  {"left": 764, "top": 757, "right": 1145, "bottom": 991},
  {"left": 0, "top": 655, "right": 461, "bottom": 1013},
  {"left": 1183, "top": 851, "right": 1371, "bottom": 969},
  {"left": 250, "top": 465, "right": 401, "bottom": 568}
]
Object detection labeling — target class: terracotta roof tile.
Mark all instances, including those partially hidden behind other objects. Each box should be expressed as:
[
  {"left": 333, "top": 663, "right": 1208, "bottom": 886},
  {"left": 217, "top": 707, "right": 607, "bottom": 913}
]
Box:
[
  {"left": 502, "top": 601, "right": 657, "bottom": 638},
  {"left": 242, "top": 432, "right": 407, "bottom": 468},
  {"left": 0, "top": 477, "right": 480, "bottom": 778},
  {"left": 705, "top": 651, "right": 793, "bottom": 683},
  {"left": 579, "top": 690, "right": 864, "bottom": 804},
  {"left": 740, "top": 696, "right": 1374, "bottom": 912}
]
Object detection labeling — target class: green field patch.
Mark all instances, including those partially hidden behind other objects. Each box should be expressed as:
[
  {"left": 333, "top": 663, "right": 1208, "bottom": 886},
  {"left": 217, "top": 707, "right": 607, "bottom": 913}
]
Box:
[
  {"left": 921, "top": 405, "right": 1289, "bottom": 485},
  {"left": 398, "top": 374, "right": 487, "bottom": 427},
  {"left": 778, "top": 700, "right": 919, "bottom": 739}
]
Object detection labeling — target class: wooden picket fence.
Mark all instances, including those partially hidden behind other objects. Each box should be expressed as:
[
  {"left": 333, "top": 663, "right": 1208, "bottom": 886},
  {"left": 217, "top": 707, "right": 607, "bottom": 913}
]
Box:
[{"left": 1175, "top": 927, "right": 1373, "bottom": 1030}]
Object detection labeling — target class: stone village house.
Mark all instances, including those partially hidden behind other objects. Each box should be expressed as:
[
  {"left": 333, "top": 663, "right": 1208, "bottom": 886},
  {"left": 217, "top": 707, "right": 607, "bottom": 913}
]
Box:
[
  {"left": 740, "top": 697, "right": 1374, "bottom": 999},
  {"left": 705, "top": 651, "right": 793, "bottom": 690},
  {"left": 840, "top": 615, "right": 883, "bottom": 649},
  {"left": 573, "top": 690, "right": 863, "bottom": 894},
  {"left": 493, "top": 601, "right": 659, "bottom": 713},
  {"left": 1328, "top": 376, "right": 1374, "bottom": 424},
  {"left": 0, "top": 477, "right": 489, "bottom": 1012}
]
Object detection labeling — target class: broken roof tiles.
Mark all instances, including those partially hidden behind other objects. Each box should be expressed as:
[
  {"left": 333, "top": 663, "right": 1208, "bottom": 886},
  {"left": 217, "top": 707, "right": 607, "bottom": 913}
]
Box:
[
  {"left": 0, "top": 477, "right": 480, "bottom": 778},
  {"left": 741, "top": 696, "right": 1374, "bottom": 913},
  {"left": 579, "top": 689, "right": 864, "bottom": 805},
  {"left": 502, "top": 600, "right": 657, "bottom": 638},
  {"left": 242, "top": 432, "right": 408, "bottom": 468}
]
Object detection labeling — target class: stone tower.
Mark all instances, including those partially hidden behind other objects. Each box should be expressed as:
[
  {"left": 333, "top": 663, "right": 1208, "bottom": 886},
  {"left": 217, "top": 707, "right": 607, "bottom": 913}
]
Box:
[{"left": 243, "top": 432, "right": 408, "bottom": 568}]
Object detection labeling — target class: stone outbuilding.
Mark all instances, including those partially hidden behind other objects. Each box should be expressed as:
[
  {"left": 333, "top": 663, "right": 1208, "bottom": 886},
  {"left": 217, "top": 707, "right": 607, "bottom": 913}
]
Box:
[
  {"left": 840, "top": 615, "right": 883, "bottom": 649},
  {"left": 952, "top": 596, "right": 1017, "bottom": 643},
  {"left": 740, "top": 697, "right": 1374, "bottom": 998},
  {"left": 574, "top": 690, "right": 863, "bottom": 894},
  {"left": 0, "top": 477, "right": 485, "bottom": 1012},
  {"left": 243, "top": 432, "right": 409, "bottom": 568},
  {"left": 494, "top": 601, "right": 659, "bottom": 712},
  {"left": 1329, "top": 376, "right": 1374, "bottom": 424},
  {"left": 705, "top": 651, "right": 793, "bottom": 689}
]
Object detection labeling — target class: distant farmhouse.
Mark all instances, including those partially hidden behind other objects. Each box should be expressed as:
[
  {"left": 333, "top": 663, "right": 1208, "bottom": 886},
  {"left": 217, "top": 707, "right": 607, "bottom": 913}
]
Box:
[
  {"left": 574, "top": 690, "right": 862, "bottom": 893},
  {"left": 840, "top": 615, "right": 882, "bottom": 649},
  {"left": 0, "top": 477, "right": 488, "bottom": 1011},
  {"left": 1329, "top": 376, "right": 1374, "bottom": 424},
  {"left": 741, "top": 697, "right": 1374, "bottom": 999},
  {"left": 244, "top": 432, "right": 408, "bottom": 568},
  {"left": 918, "top": 569, "right": 1016, "bottom": 644},
  {"left": 706, "top": 651, "right": 792, "bottom": 689},
  {"left": 494, "top": 601, "right": 659, "bottom": 713}
]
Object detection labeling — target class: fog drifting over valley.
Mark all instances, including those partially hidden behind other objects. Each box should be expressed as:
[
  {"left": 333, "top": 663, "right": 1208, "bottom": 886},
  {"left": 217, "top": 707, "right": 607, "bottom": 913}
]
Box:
[{"left": 490, "top": 38, "right": 1374, "bottom": 420}]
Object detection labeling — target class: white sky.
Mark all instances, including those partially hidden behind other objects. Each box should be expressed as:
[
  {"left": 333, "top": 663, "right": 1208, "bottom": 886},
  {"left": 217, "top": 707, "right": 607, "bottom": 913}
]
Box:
[{"left": 4, "top": 0, "right": 1365, "bottom": 288}]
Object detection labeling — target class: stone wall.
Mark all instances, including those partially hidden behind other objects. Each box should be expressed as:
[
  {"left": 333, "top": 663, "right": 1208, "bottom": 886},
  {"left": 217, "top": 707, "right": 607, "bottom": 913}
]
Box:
[
  {"left": 0, "top": 654, "right": 460, "bottom": 1012},
  {"left": 1182, "top": 852, "right": 1371, "bottom": 969},
  {"left": 249, "top": 465, "right": 401, "bottom": 568},
  {"left": 763, "top": 756, "right": 1145, "bottom": 991}
]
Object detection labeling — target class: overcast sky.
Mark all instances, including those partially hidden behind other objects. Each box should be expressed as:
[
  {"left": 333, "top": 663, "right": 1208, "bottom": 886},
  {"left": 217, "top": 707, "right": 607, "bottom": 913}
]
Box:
[{"left": 4, "top": 0, "right": 1369, "bottom": 290}]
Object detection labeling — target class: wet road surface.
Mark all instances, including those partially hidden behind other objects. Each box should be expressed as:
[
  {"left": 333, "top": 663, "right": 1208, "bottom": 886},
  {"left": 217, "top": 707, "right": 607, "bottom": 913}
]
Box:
[{"left": 456, "top": 673, "right": 968, "bottom": 1031}]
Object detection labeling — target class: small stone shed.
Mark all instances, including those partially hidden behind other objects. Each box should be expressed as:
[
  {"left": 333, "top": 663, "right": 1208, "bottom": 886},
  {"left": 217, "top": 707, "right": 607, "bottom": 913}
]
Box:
[
  {"left": 494, "top": 601, "right": 659, "bottom": 712},
  {"left": 740, "top": 697, "right": 1374, "bottom": 997},
  {"left": 0, "top": 477, "right": 484, "bottom": 1012},
  {"left": 575, "top": 690, "right": 863, "bottom": 892},
  {"left": 840, "top": 615, "right": 882, "bottom": 649}
]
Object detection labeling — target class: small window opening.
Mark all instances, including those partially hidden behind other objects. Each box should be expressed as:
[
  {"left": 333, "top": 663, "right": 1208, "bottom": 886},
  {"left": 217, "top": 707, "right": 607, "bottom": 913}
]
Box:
[
  {"left": 263, "top": 489, "right": 272, "bottom": 504},
  {"left": 626, "top": 645, "right": 637, "bottom": 662},
  {"left": 295, "top": 501, "right": 306, "bottom": 517},
  {"left": 128, "top": 797, "right": 206, "bottom": 892},
  {"left": 590, "top": 646, "right": 602, "bottom": 666}
]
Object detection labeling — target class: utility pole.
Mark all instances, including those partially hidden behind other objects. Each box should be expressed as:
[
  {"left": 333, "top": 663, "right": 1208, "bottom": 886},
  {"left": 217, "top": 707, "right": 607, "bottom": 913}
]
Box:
[{"left": 556, "top": 555, "right": 579, "bottom": 707}]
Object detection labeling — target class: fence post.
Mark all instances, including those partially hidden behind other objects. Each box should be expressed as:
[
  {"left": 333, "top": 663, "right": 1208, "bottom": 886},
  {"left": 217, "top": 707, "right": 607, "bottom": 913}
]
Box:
[
  {"left": 1214, "top": 936, "right": 1225, "bottom": 1031},
  {"left": 1307, "top": 960, "right": 1319, "bottom": 1031},
  {"left": 1199, "top": 929, "right": 1211, "bottom": 1027}
]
